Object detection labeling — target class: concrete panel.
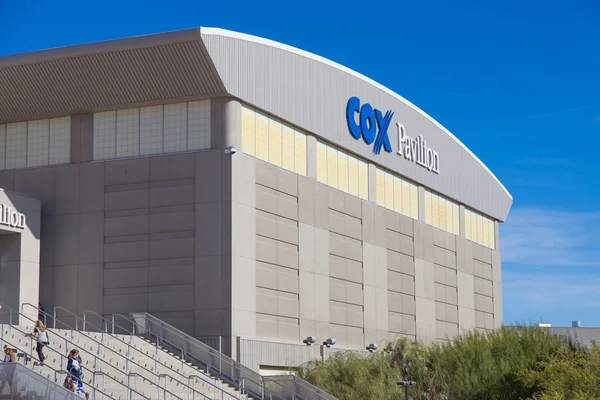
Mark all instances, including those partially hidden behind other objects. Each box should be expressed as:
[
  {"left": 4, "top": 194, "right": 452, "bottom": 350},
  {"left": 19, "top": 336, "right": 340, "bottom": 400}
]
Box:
[
  {"left": 256, "top": 287, "right": 299, "bottom": 319},
  {"left": 105, "top": 214, "right": 149, "bottom": 237},
  {"left": 79, "top": 162, "right": 105, "bottom": 213},
  {"left": 149, "top": 210, "right": 195, "bottom": 233},
  {"left": 232, "top": 152, "right": 256, "bottom": 207},
  {"left": 150, "top": 290, "right": 194, "bottom": 313},
  {"left": 475, "top": 311, "right": 495, "bottom": 330},
  {"left": 329, "top": 278, "right": 363, "bottom": 306},
  {"left": 256, "top": 262, "right": 299, "bottom": 294},
  {"left": 149, "top": 262, "right": 194, "bottom": 286},
  {"left": 435, "top": 302, "right": 458, "bottom": 324},
  {"left": 493, "top": 282, "right": 503, "bottom": 328},
  {"left": 329, "top": 255, "right": 362, "bottom": 284},
  {"left": 14, "top": 168, "right": 56, "bottom": 214},
  {"left": 103, "top": 293, "right": 148, "bottom": 314},
  {"left": 79, "top": 212, "right": 104, "bottom": 264},
  {"left": 387, "top": 271, "right": 415, "bottom": 295},
  {"left": 387, "top": 250, "right": 415, "bottom": 276},
  {"left": 457, "top": 271, "right": 475, "bottom": 310},
  {"left": 195, "top": 202, "right": 222, "bottom": 256},
  {"left": 105, "top": 157, "right": 150, "bottom": 186},
  {"left": 231, "top": 202, "right": 256, "bottom": 260},
  {"left": 361, "top": 200, "right": 375, "bottom": 245},
  {"left": 434, "top": 264, "right": 457, "bottom": 288},
  {"left": 104, "top": 267, "right": 148, "bottom": 289},
  {"left": 195, "top": 151, "right": 223, "bottom": 203},
  {"left": 195, "top": 255, "right": 223, "bottom": 310},
  {"left": 330, "top": 301, "right": 364, "bottom": 328},
  {"left": 435, "top": 283, "right": 458, "bottom": 305},
  {"left": 276, "top": 167, "right": 298, "bottom": 197},
  {"left": 492, "top": 250, "right": 502, "bottom": 283},
  {"left": 474, "top": 277, "right": 493, "bottom": 297},
  {"left": 150, "top": 153, "right": 195, "bottom": 181},
  {"left": 414, "top": 259, "right": 435, "bottom": 301},
  {"left": 388, "top": 312, "right": 416, "bottom": 335},
  {"left": 455, "top": 237, "right": 473, "bottom": 275},
  {"left": 231, "top": 254, "right": 257, "bottom": 313},
  {"left": 413, "top": 222, "right": 435, "bottom": 263},
  {"left": 474, "top": 294, "right": 494, "bottom": 314},
  {"left": 54, "top": 214, "right": 79, "bottom": 266},
  {"left": 104, "top": 241, "right": 148, "bottom": 263},
  {"left": 436, "top": 321, "right": 458, "bottom": 341},
  {"left": 55, "top": 164, "right": 80, "bottom": 215},
  {"left": 388, "top": 292, "right": 416, "bottom": 315},
  {"left": 415, "top": 297, "right": 436, "bottom": 344},
  {"left": 313, "top": 183, "right": 329, "bottom": 231},
  {"left": 458, "top": 306, "right": 475, "bottom": 332},
  {"left": 76, "top": 264, "right": 103, "bottom": 314},
  {"left": 473, "top": 260, "right": 493, "bottom": 281},
  {"left": 297, "top": 176, "right": 314, "bottom": 225},
  {"left": 149, "top": 237, "right": 194, "bottom": 259},
  {"left": 329, "top": 232, "right": 362, "bottom": 262},
  {"left": 255, "top": 160, "right": 277, "bottom": 189},
  {"left": 105, "top": 189, "right": 149, "bottom": 211},
  {"left": 150, "top": 185, "right": 195, "bottom": 208}
]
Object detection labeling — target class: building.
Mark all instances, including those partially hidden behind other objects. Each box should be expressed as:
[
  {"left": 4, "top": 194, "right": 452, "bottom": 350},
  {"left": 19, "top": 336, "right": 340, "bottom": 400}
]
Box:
[{"left": 0, "top": 27, "right": 512, "bottom": 373}]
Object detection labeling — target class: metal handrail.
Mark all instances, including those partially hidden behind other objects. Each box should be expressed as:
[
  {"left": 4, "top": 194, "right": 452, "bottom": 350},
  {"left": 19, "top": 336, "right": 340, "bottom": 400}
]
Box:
[
  {"left": 84, "top": 310, "right": 233, "bottom": 398},
  {"left": 115, "top": 313, "right": 294, "bottom": 400},
  {"left": 22, "top": 303, "right": 225, "bottom": 400},
  {"left": 0, "top": 329, "right": 116, "bottom": 400},
  {"left": 128, "top": 372, "right": 184, "bottom": 400},
  {"left": 13, "top": 303, "right": 182, "bottom": 398},
  {"left": 157, "top": 373, "right": 213, "bottom": 400},
  {"left": 1, "top": 320, "right": 145, "bottom": 400}
]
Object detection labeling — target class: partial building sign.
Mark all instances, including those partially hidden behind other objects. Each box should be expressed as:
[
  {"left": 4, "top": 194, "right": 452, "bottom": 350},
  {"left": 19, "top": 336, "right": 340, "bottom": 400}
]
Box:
[
  {"left": 0, "top": 204, "right": 26, "bottom": 229},
  {"left": 346, "top": 96, "right": 440, "bottom": 174}
]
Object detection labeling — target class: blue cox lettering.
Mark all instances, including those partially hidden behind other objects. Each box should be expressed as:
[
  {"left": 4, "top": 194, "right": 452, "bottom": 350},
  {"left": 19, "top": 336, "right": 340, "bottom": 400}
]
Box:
[{"left": 346, "top": 97, "right": 393, "bottom": 155}]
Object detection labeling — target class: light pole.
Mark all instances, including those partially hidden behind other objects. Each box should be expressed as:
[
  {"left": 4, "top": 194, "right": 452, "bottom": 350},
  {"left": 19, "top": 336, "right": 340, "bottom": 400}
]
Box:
[{"left": 397, "top": 381, "right": 416, "bottom": 400}]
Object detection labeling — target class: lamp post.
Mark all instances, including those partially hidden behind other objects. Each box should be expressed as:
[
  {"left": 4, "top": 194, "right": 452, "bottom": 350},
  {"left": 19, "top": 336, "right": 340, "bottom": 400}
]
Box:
[{"left": 397, "top": 381, "right": 416, "bottom": 400}]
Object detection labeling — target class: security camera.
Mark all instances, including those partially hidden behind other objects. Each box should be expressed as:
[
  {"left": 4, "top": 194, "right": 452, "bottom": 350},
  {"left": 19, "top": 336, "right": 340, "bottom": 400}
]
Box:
[
  {"left": 303, "top": 336, "right": 317, "bottom": 346},
  {"left": 323, "top": 338, "right": 336, "bottom": 347},
  {"left": 366, "top": 343, "right": 378, "bottom": 352},
  {"left": 224, "top": 146, "right": 237, "bottom": 154}
]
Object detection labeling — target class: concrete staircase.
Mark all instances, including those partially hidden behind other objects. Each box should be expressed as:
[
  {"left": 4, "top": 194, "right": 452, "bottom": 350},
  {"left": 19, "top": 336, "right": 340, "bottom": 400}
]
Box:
[{"left": 1, "top": 324, "right": 244, "bottom": 399}]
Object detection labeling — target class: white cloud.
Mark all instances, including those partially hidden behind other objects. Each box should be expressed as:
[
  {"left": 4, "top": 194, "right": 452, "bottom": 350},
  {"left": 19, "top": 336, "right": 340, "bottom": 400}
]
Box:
[{"left": 501, "top": 207, "right": 600, "bottom": 266}]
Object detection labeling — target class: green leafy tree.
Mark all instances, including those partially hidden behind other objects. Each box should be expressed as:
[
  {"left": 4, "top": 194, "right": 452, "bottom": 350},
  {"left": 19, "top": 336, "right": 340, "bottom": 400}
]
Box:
[{"left": 520, "top": 341, "right": 600, "bottom": 400}]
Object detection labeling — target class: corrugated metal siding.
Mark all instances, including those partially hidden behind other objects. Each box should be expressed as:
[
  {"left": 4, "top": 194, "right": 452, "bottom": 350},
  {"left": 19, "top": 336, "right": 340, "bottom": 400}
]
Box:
[
  {"left": 201, "top": 32, "right": 511, "bottom": 221},
  {"left": 0, "top": 40, "right": 226, "bottom": 122},
  {"left": 239, "top": 338, "right": 313, "bottom": 372}
]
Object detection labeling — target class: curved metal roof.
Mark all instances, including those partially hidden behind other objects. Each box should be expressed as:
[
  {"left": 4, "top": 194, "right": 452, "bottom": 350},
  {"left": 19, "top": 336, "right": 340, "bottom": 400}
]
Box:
[{"left": 0, "top": 27, "right": 512, "bottom": 220}]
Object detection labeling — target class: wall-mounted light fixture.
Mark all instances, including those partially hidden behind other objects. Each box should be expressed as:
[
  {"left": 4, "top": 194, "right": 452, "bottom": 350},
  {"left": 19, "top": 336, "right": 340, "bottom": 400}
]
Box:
[
  {"left": 303, "top": 336, "right": 317, "bottom": 346},
  {"left": 366, "top": 343, "right": 378, "bottom": 352},
  {"left": 323, "top": 338, "right": 336, "bottom": 348}
]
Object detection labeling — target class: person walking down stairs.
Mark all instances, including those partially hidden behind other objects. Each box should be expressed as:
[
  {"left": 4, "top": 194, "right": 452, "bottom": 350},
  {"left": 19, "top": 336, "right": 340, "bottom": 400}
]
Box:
[
  {"left": 67, "top": 349, "right": 89, "bottom": 399},
  {"left": 31, "top": 320, "right": 49, "bottom": 365}
]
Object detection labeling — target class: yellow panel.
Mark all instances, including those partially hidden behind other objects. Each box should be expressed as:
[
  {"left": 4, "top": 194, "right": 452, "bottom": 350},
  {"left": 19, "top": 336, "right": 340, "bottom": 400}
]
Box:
[
  {"left": 327, "top": 146, "right": 338, "bottom": 189},
  {"left": 470, "top": 211, "right": 478, "bottom": 242},
  {"left": 269, "top": 119, "right": 282, "bottom": 167},
  {"left": 393, "top": 177, "right": 402, "bottom": 214},
  {"left": 241, "top": 107, "right": 255, "bottom": 156},
  {"left": 432, "top": 194, "right": 439, "bottom": 228},
  {"left": 453, "top": 204, "right": 460, "bottom": 236},
  {"left": 448, "top": 205, "right": 454, "bottom": 233},
  {"left": 439, "top": 199, "right": 447, "bottom": 231},
  {"left": 410, "top": 184, "right": 418, "bottom": 219},
  {"left": 424, "top": 190, "right": 432, "bottom": 224},
  {"left": 482, "top": 217, "right": 490, "bottom": 248},
  {"left": 255, "top": 112, "right": 269, "bottom": 161},
  {"left": 317, "top": 142, "right": 327, "bottom": 183},
  {"left": 465, "top": 210, "right": 472, "bottom": 240},
  {"left": 489, "top": 219, "right": 495, "bottom": 249},
  {"left": 401, "top": 179, "right": 410, "bottom": 217},
  {"left": 375, "top": 169, "right": 385, "bottom": 206},
  {"left": 385, "top": 172, "right": 394, "bottom": 209},
  {"left": 476, "top": 214, "right": 484, "bottom": 244},
  {"left": 282, "top": 125, "right": 295, "bottom": 171},
  {"left": 358, "top": 161, "right": 369, "bottom": 200},
  {"left": 295, "top": 131, "right": 307, "bottom": 176},
  {"left": 348, "top": 157, "right": 359, "bottom": 196},
  {"left": 338, "top": 152, "right": 349, "bottom": 193},
  {"left": 452, "top": 204, "right": 460, "bottom": 235}
]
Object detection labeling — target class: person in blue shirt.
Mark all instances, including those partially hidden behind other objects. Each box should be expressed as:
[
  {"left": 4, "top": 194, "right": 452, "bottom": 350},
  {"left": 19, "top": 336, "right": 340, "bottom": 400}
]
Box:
[{"left": 67, "top": 349, "right": 89, "bottom": 399}]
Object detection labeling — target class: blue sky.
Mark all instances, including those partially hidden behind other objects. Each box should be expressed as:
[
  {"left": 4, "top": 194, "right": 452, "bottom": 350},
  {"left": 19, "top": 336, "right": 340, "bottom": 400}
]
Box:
[{"left": 2, "top": 0, "right": 600, "bottom": 327}]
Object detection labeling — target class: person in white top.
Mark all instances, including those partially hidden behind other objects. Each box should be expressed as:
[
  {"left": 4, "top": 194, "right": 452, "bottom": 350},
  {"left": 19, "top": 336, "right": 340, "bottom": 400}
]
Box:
[{"left": 32, "top": 320, "right": 49, "bottom": 364}]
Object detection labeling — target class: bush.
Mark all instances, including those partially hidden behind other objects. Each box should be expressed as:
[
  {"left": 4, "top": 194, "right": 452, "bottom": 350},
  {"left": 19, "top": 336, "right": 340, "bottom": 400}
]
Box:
[{"left": 301, "top": 326, "right": 569, "bottom": 400}]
